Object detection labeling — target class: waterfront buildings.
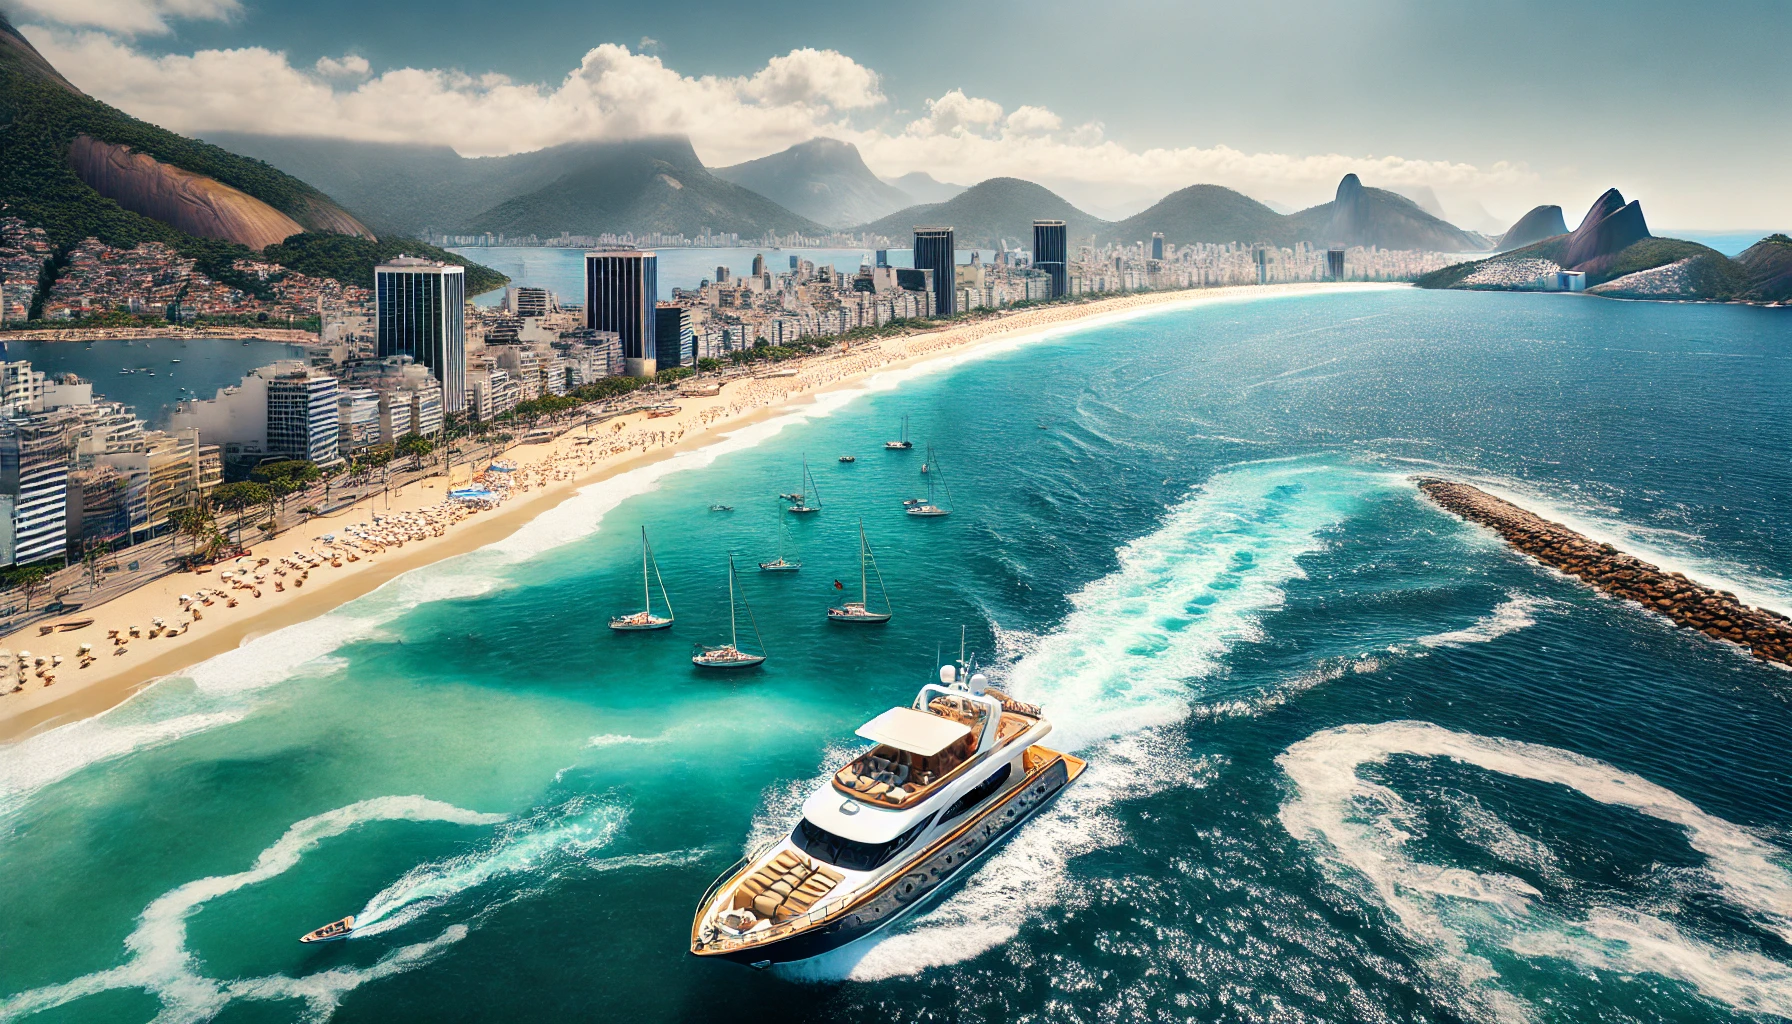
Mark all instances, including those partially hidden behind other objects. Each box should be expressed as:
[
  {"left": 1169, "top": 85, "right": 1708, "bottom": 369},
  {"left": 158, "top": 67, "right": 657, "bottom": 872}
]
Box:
[
  {"left": 375, "top": 257, "right": 467, "bottom": 414},
  {"left": 0, "top": 417, "right": 69, "bottom": 566},
  {"left": 1032, "top": 221, "right": 1067, "bottom": 298},
  {"left": 654, "top": 305, "right": 695, "bottom": 368},
  {"left": 913, "top": 228, "right": 956, "bottom": 317},
  {"left": 507, "top": 286, "right": 551, "bottom": 318},
  {"left": 585, "top": 250, "right": 659, "bottom": 377},
  {"left": 1327, "top": 248, "right": 1346, "bottom": 280},
  {"left": 266, "top": 371, "right": 341, "bottom": 465}
]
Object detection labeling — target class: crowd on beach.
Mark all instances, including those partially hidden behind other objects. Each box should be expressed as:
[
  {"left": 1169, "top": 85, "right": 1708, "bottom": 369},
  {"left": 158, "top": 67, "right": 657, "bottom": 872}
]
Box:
[{"left": 0, "top": 287, "right": 1225, "bottom": 711}]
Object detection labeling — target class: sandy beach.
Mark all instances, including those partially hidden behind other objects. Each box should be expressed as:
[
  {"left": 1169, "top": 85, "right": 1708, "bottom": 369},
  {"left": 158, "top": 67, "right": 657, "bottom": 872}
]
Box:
[{"left": 0, "top": 283, "right": 1379, "bottom": 741}]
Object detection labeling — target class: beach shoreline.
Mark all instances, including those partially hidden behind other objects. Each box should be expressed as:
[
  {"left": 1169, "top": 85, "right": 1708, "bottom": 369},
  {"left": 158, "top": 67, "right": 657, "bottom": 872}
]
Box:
[{"left": 0, "top": 282, "right": 1393, "bottom": 742}]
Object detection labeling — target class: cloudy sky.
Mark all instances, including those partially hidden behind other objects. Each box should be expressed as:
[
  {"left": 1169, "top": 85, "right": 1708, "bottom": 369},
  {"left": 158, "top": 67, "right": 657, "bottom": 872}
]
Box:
[{"left": 11, "top": 0, "right": 1789, "bottom": 230}]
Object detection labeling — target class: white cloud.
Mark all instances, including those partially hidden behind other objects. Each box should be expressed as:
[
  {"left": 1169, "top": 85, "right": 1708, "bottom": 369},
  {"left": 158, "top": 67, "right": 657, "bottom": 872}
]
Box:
[
  {"left": 6, "top": 0, "right": 237, "bottom": 35},
  {"left": 1003, "top": 105, "right": 1062, "bottom": 138},
  {"left": 313, "top": 54, "right": 370, "bottom": 78},
  {"left": 22, "top": 24, "right": 1542, "bottom": 216}
]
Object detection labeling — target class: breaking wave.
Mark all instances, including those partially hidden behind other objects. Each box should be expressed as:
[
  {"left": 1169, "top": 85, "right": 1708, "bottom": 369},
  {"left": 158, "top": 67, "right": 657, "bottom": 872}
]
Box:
[
  {"left": 1278, "top": 721, "right": 1792, "bottom": 1021},
  {"left": 1414, "top": 592, "right": 1558, "bottom": 649}
]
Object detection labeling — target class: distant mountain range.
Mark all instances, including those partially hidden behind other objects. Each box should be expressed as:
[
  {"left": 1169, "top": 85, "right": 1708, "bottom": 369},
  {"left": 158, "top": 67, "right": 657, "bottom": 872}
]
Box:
[
  {"left": 0, "top": 13, "right": 503, "bottom": 297},
  {"left": 210, "top": 133, "right": 826, "bottom": 241},
  {"left": 881, "top": 172, "right": 966, "bottom": 205},
  {"left": 1498, "top": 205, "right": 1568, "bottom": 250},
  {"left": 851, "top": 173, "right": 1492, "bottom": 253},
  {"left": 713, "top": 139, "right": 912, "bottom": 228},
  {"left": 851, "top": 177, "right": 1105, "bottom": 249},
  {"left": 1417, "top": 190, "right": 1789, "bottom": 303}
]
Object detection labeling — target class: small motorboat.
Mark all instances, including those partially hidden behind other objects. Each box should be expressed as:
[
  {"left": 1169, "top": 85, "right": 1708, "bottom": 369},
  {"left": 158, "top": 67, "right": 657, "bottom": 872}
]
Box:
[
  {"left": 838, "top": 456, "right": 855, "bottom": 463},
  {"left": 758, "top": 557, "right": 801, "bottom": 573},
  {"left": 300, "top": 915, "right": 355, "bottom": 943},
  {"left": 710, "top": 504, "right": 734, "bottom": 512},
  {"left": 901, "top": 498, "right": 922, "bottom": 507},
  {"left": 778, "top": 493, "right": 804, "bottom": 502}
]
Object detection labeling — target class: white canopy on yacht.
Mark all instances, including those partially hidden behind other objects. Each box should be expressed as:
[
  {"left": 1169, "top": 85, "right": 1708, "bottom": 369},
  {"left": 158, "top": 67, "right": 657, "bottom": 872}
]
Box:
[{"left": 855, "top": 707, "right": 971, "bottom": 756}]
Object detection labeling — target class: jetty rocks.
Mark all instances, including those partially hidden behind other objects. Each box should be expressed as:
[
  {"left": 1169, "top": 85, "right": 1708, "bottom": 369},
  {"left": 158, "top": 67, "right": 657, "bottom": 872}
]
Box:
[{"left": 1418, "top": 479, "right": 1792, "bottom": 667}]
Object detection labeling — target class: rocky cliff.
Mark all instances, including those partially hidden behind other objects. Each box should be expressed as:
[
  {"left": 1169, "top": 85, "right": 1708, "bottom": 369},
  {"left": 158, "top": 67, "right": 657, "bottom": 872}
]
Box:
[
  {"left": 68, "top": 136, "right": 306, "bottom": 251},
  {"left": 1499, "top": 205, "right": 1568, "bottom": 250},
  {"left": 1562, "top": 189, "right": 1651, "bottom": 275}
]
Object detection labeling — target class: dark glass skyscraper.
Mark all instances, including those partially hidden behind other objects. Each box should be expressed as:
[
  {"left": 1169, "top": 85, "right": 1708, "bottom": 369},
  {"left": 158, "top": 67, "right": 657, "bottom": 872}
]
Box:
[
  {"left": 912, "top": 227, "right": 955, "bottom": 317},
  {"left": 653, "top": 304, "right": 694, "bottom": 368},
  {"left": 375, "top": 257, "right": 466, "bottom": 414},
  {"left": 1032, "top": 220, "right": 1067, "bottom": 298},
  {"left": 1151, "top": 232, "right": 1165, "bottom": 262},
  {"left": 586, "top": 250, "right": 659, "bottom": 377}
]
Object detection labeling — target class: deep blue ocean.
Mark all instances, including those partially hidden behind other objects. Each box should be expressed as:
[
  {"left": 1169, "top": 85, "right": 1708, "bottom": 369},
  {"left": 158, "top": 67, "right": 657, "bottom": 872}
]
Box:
[{"left": 3, "top": 287, "right": 1791, "bottom": 1024}]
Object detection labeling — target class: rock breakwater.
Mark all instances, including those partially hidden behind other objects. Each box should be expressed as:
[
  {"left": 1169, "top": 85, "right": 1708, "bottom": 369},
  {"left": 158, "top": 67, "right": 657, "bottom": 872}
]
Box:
[{"left": 1418, "top": 479, "right": 1792, "bottom": 667}]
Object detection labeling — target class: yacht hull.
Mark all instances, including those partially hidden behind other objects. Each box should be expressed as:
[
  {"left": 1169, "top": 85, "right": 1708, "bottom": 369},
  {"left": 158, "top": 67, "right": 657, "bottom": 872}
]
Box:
[
  {"left": 694, "top": 748, "right": 1081, "bottom": 967},
  {"left": 609, "top": 619, "right": 673, "bottom": 632}
]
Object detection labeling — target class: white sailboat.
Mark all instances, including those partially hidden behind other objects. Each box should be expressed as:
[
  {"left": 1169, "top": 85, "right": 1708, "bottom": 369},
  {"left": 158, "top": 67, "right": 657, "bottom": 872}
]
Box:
[
  {"left": 694, "top": 556, "right": 767, "bottom": 668},
  {"left": 760, "top": 504, "right": 802, "bottom": 572},
  {"left": 906, "top": 444, "right": 954, "bottom": 517},
  {"left": 827, "top": 521, "right": 892, "bottom": 623},
  {"left": 884, "top": 414, "right": 913, "bottom": 450},
  {"left": 788, "top": 457, "right": 821, "bottom": 514},
  {"left": 610, "top": 527, "right": 674, "bottom": 631}
]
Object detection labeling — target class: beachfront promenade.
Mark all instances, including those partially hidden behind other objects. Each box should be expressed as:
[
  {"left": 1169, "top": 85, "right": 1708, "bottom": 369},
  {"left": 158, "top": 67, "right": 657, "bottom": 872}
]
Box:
[{"left": 0, "top": 283, "right": 1383, "bottom": 740}]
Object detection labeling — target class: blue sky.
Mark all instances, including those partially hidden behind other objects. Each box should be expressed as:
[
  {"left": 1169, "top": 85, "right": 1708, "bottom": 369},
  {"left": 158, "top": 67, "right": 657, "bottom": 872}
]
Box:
[{"left": 10, "top": 0, "right": 1790, "bottom": 229}]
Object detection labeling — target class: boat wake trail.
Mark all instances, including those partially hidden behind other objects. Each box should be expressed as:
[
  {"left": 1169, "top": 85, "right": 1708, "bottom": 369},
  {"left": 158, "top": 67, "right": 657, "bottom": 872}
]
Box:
[
  {"left": 787, "top": 460, "right": 1392, "bottom": 981},
  {"left": 350, "top": 796, "right": 627, "bottom": 937},
  {"left": 1412, "top": 592, "right": 1558, "bottom": 649},
  {"left": 1278, "top": 721, "right": 1792, "bottom": 1022},
  {"left": 0, "top": 796, "right": 504, "bottom": 1024}
]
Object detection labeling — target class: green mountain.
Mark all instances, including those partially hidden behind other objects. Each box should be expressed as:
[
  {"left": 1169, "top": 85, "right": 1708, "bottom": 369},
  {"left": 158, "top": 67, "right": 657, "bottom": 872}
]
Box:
[
  {"left": 1735, "top": 234, "right": 1792, "bottom": 303},
  {"left": 1498, "top": 205, "right": 1568, "bottom": 250},
  {"left": 880, "top": 172, "right": 966, "bottom": 205},
  {"left": 1100, "top": 175, "right": 1490, "bottom": 252},
  {"left": 208, "top": 133, "right": 825, "bottom": 240},
  {"left": 0, "top": 14, "right": 501, "bottom": 301},
  {"left": 851, "top": 177, "right": 1108, "bottom": 249},
  {"left": 1102, "top": 184, "right": 1285, "bottom": 245},
  {"left": 714, "top": 138, "right": 914, "bottom": 228}
]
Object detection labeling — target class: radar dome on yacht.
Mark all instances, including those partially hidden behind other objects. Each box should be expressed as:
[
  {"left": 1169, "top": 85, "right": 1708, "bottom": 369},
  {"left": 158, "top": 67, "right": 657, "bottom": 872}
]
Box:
[
  {"left": 939, "top": 664, "right": 957, "bottom": 684},
  {"left": 969, "top": 672, "right": 988, "bottom": 693}
]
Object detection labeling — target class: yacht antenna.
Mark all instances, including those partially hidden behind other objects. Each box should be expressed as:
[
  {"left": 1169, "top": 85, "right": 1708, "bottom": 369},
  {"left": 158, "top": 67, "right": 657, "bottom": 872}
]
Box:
[{"left": 959, "top": 625, "right": 966, "bottom": 670}]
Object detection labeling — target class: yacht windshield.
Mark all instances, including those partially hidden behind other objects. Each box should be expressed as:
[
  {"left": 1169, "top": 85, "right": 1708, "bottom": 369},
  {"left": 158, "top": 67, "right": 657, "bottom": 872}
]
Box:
[{"left": 791, "top": 814, "right": 935, "bottom": 872}]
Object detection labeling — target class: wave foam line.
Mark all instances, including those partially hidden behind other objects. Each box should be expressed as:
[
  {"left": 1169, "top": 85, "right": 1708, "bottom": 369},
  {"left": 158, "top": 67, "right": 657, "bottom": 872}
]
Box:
[
  {"left": 0, "top": 796, "right": 504, "bottom": 1024},
  {"left": 1278, "top": 721, "right": 1792, "bottom": 1021},
  {"left": 1414, "top": 592, "right": 1559, "bottom": 649}
]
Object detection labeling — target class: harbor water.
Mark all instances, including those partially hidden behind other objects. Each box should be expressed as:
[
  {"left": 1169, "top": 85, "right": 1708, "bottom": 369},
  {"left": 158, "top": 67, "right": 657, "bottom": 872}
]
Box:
[{"left": 3, "top": 288, "right": 1792, "bottom": 1023}]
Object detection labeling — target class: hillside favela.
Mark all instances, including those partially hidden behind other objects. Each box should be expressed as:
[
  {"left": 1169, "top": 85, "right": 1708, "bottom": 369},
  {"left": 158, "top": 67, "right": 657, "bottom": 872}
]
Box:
[{"left": 0, "top": 2, "right": 1790, "bottom": 1022}]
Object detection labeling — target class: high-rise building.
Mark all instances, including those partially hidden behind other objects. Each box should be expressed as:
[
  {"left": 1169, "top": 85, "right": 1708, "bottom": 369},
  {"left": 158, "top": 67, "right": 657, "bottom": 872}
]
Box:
[
  {"left": 751, "top": 253, "right": 766, "bottom": 278},
  {"left": 654, "top": 305, "right": 695, "bottom": 368},
  {"left": 336, "top": 388, "right": 382, "bottom": 452},
  {"left": 1032, "top": 220, "right": 1067, "bottom": 298},
  {"left": 375, "top": 257, "right": 467, "bottom": 414},
  {"left": 1151, "top": 233, "right": 1165, "bottom": 262},
  {"left": 266, "top": 372, "right": 341, "bottom": 465},
  {"left": 508, "top": 286, "right": 550, "bottom": 318},
  {"left": 875, "top": 249, "right": 890, "bottom": 269},
  {"left": 912, "top": 227, "right": 956, "bottom": 317},
  {"left": 1326, "top": 247, "right": 1346, "bottom": 281},
  {"left": 585, "top": 250, "right": 658, "bottom": 377},
  {"left": 0, "top": 416, "right": 68, "bottom": 566}
]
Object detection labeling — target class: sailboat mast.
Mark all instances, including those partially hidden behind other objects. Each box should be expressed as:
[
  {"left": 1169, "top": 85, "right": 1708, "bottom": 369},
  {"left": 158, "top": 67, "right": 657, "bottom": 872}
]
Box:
[
  {"left": 860, "top": 523, "right": 868, "bottom": 604},
  {"left": 641, "top": 527, "right": 650, "bottom": 612},
  {"left": 728, "top": 558, "right": 739, "bottom": 647}
]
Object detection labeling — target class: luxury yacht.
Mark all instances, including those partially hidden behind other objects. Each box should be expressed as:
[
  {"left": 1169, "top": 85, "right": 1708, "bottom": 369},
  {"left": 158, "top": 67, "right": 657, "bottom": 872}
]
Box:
[{"left": 690, "top": 662, "right": 1085, "bottom": 967}]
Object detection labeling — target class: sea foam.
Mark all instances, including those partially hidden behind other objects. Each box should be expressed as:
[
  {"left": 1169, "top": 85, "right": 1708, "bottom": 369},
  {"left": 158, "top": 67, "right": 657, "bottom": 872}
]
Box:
[{"left": 1277, "top": 721, "right": 1792, "bottom": 1021}]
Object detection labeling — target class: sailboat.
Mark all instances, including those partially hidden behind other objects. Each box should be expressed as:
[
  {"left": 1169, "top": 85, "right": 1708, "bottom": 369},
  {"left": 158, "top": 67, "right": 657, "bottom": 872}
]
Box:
[
  {"left": 788, "top": 457, "right": 821, "bottom": 514},
  {"left": 907, "top": 444, "right": 954, "bottom": 517},
  {"left": 760, "top": 503, "right": 802, "bottom": 572},
  {"left": 693, "top": 556, "right": 767, "bottom": 668},
  {"left": 884, "top": 414, "right": 914, "bottom": 450},
  {"left": 827, "top": 521, "right": 892, "bottom": 623},
  {"left": 609, "top": 526, "right": 674, "bottom": 631}
]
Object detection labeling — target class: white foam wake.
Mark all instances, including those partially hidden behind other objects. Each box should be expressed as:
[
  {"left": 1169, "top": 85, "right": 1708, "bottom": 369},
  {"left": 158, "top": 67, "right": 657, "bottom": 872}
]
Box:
[
  {"left": 0, "top": 796, "right": 504, "bottom": 1024},
  {"left": 779, "top": 459, "right": 1396, "bottom": 981},
  {"left": 1414, "top": 592, "right": 1559, "bottom": 649},
  {"left": 351, "top": 796, "right": 626, "bottom": 937},
  {"left": 1278, "top": 721, "right": 1792, "bottom": 1021}
]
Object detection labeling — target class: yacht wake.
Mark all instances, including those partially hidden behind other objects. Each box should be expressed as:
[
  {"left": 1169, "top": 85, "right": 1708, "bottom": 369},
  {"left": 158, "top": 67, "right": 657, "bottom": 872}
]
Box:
[
  {"left": 1278, "top": 721, "right": 1792, "bottom": 1022},
  {"left": 785, "top": 459, "right": 1395, "bottom": 980}
]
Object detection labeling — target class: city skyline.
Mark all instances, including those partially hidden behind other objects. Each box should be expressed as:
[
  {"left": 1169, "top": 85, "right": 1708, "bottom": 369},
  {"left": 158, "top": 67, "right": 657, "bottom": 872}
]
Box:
[{"left": 8, "top": 1, "right": 1788, "bottom": 229}]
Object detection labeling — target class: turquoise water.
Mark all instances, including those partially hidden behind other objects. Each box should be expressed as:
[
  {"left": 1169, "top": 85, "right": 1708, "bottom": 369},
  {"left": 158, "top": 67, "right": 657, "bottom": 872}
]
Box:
[{"left": 4, "top": 288, "right": 1792, "bottom": 1023}]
